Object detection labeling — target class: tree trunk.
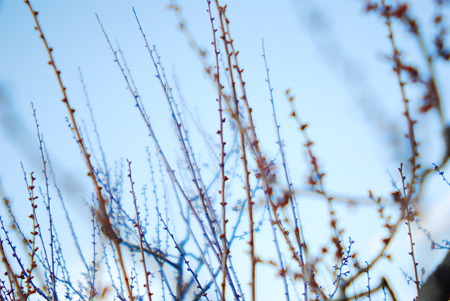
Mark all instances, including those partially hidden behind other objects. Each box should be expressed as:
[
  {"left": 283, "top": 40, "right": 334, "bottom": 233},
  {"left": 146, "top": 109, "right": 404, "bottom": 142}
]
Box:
[{"left": 417, "top": 250, "right": 450, "bottom": 301}]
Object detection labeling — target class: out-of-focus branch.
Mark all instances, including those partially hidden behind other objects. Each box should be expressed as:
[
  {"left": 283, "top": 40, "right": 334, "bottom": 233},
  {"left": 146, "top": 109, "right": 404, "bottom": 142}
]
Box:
[{"left": 417, "top": 250, "right": 450, "bottom": 301}]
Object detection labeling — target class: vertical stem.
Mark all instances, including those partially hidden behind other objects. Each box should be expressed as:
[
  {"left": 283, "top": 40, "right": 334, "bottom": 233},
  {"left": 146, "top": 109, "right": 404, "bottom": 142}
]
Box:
[
  {"left": 206, "top": 1, "right": 229, "bottom": 298},
  {"left": 213, "top": 2, "right": 256, "bottom": 299}
]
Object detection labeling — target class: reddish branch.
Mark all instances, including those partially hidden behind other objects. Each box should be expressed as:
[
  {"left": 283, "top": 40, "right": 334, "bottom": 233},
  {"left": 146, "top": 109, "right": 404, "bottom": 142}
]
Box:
[
  {"left": 24, "top": 1, "right": 134, "bottom": 300},
  {"left": 206, "top": 1, "right": 229, "bottom": 298}
]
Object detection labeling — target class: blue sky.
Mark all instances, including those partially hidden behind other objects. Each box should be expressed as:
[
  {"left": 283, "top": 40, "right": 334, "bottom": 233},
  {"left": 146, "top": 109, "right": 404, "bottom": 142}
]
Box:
[{"left": 1, "top": 1, "right": 450, "bottom": 300}]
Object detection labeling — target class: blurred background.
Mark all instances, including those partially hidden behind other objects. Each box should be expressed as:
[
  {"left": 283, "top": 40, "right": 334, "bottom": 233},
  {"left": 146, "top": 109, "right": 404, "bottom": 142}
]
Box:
[{"left": 1, "top": 0, "right": 449, "bottom": 299}]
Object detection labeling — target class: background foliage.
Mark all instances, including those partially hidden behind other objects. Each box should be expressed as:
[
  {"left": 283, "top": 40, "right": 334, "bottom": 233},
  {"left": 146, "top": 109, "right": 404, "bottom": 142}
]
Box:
[{"left": 1, "top": 0, "right": 450, "bottom": 300}]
